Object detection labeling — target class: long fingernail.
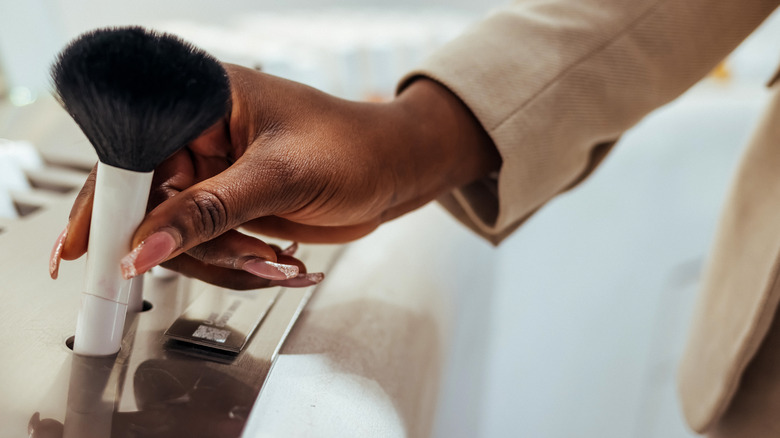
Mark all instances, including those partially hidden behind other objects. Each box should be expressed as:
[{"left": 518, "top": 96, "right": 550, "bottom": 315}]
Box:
[
  {"left": 242, "top": 259, "right": 299, "bottom": 280},
  {"left": 49, "top": 223, "right": 69, "bottom": 279},
  {"left": 273, "top": 272, "right": 325, "bottom": 288},
  {"left": 120, "top": 231, "right": 178, "bottom": 279},
  {"left": 280, "top": 242, "right": 298, "bottom": 256}
]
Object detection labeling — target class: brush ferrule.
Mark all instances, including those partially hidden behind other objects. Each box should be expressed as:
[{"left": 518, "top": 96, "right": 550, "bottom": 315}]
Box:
[{"left": 74, "top": 162, "right": 153, "bottom": 355}]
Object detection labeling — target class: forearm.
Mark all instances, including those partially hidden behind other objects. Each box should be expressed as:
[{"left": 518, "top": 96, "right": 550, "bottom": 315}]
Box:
[{"left": 402, "top": 0, "right": 779, "bottom": 243}]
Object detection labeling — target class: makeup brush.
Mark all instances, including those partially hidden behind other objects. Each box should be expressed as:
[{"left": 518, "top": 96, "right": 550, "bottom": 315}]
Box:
[{"left": 51, "top": 26, "right": 230, "bottom": 355}]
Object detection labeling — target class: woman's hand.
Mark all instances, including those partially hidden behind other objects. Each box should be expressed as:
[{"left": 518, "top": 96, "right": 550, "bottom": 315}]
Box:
[{"left": 49, "top": 64, "right": 499, "bottom": 289}]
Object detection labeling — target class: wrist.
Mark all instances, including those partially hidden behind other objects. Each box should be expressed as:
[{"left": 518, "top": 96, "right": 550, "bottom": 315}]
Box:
[{"left": 389, "top": 77, "right": 501, "bottom": 211}]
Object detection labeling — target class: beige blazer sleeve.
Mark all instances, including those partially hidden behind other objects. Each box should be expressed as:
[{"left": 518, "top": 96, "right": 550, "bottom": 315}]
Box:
[{"left": 400, "top": 0, "right": 779, "bottom": 245}]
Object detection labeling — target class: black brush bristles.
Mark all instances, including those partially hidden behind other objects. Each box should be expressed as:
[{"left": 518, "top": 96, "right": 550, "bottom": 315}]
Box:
[{"left": 51, "top": 27, "right": 231, "bottom": 172}]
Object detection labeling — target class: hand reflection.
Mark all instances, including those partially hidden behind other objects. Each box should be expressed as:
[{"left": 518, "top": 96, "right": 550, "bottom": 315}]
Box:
[
  {"left": 29, "top": 356, "right": 259, "bottom": 438},
  {"left": 28, "top": 412, "right": 64, "bottom": 438}
]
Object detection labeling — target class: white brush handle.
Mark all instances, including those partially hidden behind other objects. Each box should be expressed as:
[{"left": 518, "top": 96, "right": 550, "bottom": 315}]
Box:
[{"left": 73, "top": 162, "right": 153, "bottom": 355}]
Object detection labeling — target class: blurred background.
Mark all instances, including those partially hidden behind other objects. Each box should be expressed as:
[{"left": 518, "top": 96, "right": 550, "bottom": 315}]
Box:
[{"left": 2, "top": 1, "right": 780, "bottom": 437}]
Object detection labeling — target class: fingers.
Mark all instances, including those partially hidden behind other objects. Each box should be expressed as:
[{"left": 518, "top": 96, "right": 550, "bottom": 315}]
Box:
[
  {"left": 50, "top": 165, "right": 97, "bottom": 279},
  {"left": 270, "top": 272, "right": 325, "bottom": 288},
  {"left": 123, "top": 153, "right": 300, "bottom": 275},
  {"left": 185, "top": 230, "right": 299, "bottom": 281},
  {"left": 48, "top": 224, "right": 68, "bottom": 279},
  {"left": 258, "top": 248, "right": 327, "bottom": 287},
  {"left": 161, "top": 254, "right": 275, "bottom": 290},
  {"left": 160, "top": 247, "right": 322, "bottom": 290},
  {"left": 186, "top": 229, "right": 276, "bottom": 266},
  {"left": 63, "top": 165, "right": 97, "bottom": 260}
]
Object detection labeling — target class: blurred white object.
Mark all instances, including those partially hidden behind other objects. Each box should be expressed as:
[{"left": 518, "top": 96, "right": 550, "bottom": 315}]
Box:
[
  {"left": 159, "top": 9, "right": 470, "bottom": 100},
  {"left": 0, "top": 139, "right": 45, "bottom": 218},
  {"left": 0, "top": 180, "right": 16, "bottom": 219},
  {"left": 0, "top": 138, "right": 45, "bottom": 171},
  {"left": 9, "top": 87, "right": 37, "bottom": 107}
]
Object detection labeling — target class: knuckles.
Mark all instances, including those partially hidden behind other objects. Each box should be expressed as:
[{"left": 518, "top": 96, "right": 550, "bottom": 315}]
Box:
[
  {"left": 184, "top": 189, "right": 231, "bottom": 240},
  {"left": 185, "top": 241, "right": 215, "bottom": 264}
]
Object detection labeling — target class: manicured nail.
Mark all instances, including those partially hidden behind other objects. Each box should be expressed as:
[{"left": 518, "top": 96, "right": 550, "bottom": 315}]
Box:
[
  {"left": 242, "top": 259, "right": 299, "bottom": 280},
  {"left": 280, "top": 242, "right": 299, "bottom": 256},
  {"left": 273, "top": 272, "right": 325, "bottom": 288},
  {"left": 120, "top": 231, "right": 178, "bottom": 279},
  {"left": 49, "top": 223, "right": 69, "bottom": 279}
]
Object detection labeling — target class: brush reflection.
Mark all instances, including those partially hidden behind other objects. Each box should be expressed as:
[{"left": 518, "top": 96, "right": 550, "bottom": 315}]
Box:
[{"left": 29, "top": 355, "right": 261, "bottom": 438}]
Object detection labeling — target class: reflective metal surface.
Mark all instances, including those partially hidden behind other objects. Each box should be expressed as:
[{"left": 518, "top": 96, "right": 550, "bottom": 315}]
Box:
[
  {"left": 165, "top": 287, "right": 280, "bottom": 353},
  {"left": 0, "top": 196, "right": 342, "bottom": 438}
]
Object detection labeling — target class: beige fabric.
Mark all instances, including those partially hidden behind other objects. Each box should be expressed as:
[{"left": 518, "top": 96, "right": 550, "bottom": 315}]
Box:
[
  {"left": 708, "top": 281, "right": 780, "bottom": 437},
  {"left": 680, "top": 86, "right": 780, "bottom": 433},
  {"left": 398, "top": 0, "right": 780, "bottom": 433}
]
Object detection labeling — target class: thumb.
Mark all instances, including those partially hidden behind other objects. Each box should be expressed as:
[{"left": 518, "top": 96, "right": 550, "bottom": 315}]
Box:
[{"left": 120, "top": 156, "right": 300, "bottom": 278}]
